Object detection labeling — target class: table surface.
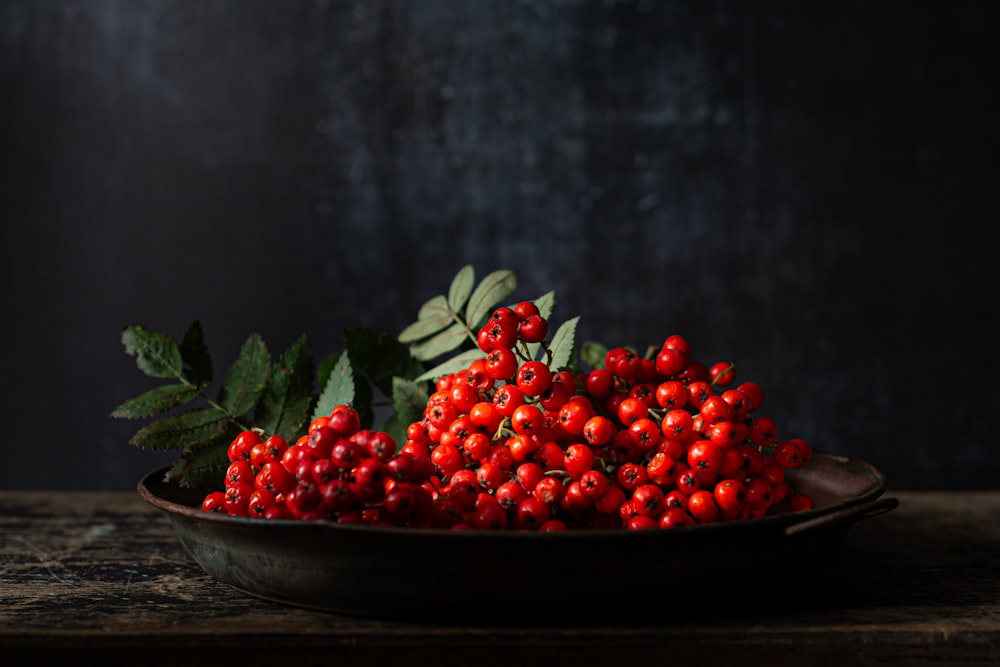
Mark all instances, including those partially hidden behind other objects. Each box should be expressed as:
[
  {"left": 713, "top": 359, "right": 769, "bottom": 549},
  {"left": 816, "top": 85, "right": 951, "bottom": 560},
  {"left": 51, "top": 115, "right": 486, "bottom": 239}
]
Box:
[{"left": 1, "top": 489, "right": 998, "bottom": 667}]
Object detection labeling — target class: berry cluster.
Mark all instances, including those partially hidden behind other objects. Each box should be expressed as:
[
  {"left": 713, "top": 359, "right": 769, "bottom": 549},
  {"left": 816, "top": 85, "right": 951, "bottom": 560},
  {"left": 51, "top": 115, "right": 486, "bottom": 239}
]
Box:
[{"left": 201, "top": 304, "right": 816, "bottom": 530}]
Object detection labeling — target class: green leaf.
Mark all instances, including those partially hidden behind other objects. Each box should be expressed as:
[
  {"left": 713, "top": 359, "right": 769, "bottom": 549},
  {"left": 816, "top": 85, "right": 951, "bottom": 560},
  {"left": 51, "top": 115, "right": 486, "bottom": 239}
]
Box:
[
  {"left": 414, "top": 348, "right": 485, "bottom": 383},
  {"left": 163, "top": 432, "right": 236, "bottom": 489},
  {"left": 547, "top": 316, "right": 579, "bottom": 372},
  {"left": 180, "top": 321, "right": 213, "bottom": 388},
  {"left": 255, "top": 335, "right": 314, "bottom": 441},
  {"left": 110, "top": 384, "right": 200, "bottom": 419},
  {"left": 533, "top": 290, "right": 555, "bottom": 320},
  {"left": 391, "top": 376, "right": 429, "bottom": 427},
  {"left": 408, "top": 322, "right": 469, "bottom": 362},
  {"left": 121, "top": 326, "right": 183, "bottom": 379},
  {"left": 343, "top": 326, "right": 425, "bottom": 397},
  {"left": 317, "top": 353, "right": 339, "bottom": 391},
  {"left": 314, "top": 352, "right": 355, "bottom": 419},
  {"left": 417, "top": 294, "right": 450, "bottom": 320},
  {"left": 465, "top": 269, "right": 518, "bottom": 329},
  {"left": 353, "top": 372, "right": 375, "bottom": 430},
  {"left": 217, "top": 333, "right": 270, "bottom": 415},
  {"left": 447, "top": 264, "right": 475, "bottom": 313},
  {"left": 129, "top": 408, "right": 230, "bottom": 450},
  {"left": 581, "top": 340, "right": 609, "bottom": 369},
  {"left": 398, "top": 314, "right": 454, "bottom": 344}
]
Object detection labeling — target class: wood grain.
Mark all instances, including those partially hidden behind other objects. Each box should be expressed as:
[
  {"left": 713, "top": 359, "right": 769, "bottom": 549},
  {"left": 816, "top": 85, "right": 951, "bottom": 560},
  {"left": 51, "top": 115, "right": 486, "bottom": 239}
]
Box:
[{"left": 2, "top": 490, "right": 998, "bottom": 666}]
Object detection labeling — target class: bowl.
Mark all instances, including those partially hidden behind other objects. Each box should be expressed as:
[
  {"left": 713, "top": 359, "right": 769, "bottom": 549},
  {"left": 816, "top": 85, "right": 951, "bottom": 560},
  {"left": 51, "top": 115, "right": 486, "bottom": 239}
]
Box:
[{"left": 138, "top": 450, "right": 897, "bottom": 622}]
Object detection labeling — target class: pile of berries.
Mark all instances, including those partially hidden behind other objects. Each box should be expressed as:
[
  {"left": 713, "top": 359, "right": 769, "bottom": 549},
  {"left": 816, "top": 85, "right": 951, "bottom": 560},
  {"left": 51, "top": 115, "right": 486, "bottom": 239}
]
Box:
[{"left": 201, "top": 303, "right": 816, "bottom": 530}]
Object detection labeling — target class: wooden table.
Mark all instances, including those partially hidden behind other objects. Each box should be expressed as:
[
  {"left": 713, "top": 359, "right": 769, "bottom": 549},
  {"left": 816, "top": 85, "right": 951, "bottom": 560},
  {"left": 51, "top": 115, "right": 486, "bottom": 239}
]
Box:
[{"left": 2, "top": 490, "right": 998, "bottom": 666}]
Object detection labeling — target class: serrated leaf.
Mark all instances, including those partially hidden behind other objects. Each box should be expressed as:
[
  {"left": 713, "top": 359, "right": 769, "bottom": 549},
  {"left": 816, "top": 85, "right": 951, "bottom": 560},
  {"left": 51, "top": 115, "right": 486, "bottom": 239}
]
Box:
[
  {"left": 547, "top": 316, "right": 579, "bottom": 372},
  {"left": 525, "top": 290, "right": 557, "bottom": 361},
  {"left": 110, "top": 384, "right": 200, "bottom": 419},
  {"left": 317, "top": 353, "right": 339, "bottom": 390},
  {"left": 313, "top": 352, "right": 355, "bottom": 419},
  {"left": 255, "top": 335, "right": 314, "bottom": 441},
  {"left": 391, "top": 376, "right": 429, "bottom": 426},
  {"left": 217, "top": 333, "right": 270, "bottom": 415},
  {"left": 465, "top": 269, "right": 518, "bottom": 329},
  {"left": 447, "top": 264, "right": 475, "bottom": 313},
  {"left": 164, "top": 431, "right": 236, "bottom": 489},
  {"left": 417, "top": 294, "right": 450, "bottom": 320},
  {"left": 408, "top": 322, "right": 469, "bottom": 362},
  {"left": 180, "top": 321, "right": 213, "bottom": 388},
  {"left": 581, "top": 340, "right": 609, "bottom": 369},
  {"left": 343, "top": 326, "right": 426, "bottom": 396},
  {"left": 398, "top": 314, "right": 454, "bottom": 343},
  {"left": 122, "top": 326, "right": 183, "bottom": 379},
  {"left": 533, "top": 290, "right": 555, "bottom": 319},
  {"left": 129, "top": 408, "right": 230, "bottom": 450},
  {"left": 414, "top": 348, "right": 485, "bottom": 382}
]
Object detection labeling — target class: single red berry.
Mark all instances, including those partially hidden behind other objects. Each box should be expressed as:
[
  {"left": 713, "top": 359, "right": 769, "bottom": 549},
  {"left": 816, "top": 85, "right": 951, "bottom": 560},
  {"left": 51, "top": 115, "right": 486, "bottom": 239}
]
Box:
[
  {"left": 558, "top": 401, "right": 590, "bottom": 436},
  {"left": 661, "top": 334, "right": 692, "bottom": 360},
  {"left": 511, "top": 403, "right": 545, "bottom": 436},
  {"left": 713, "top": 478, "right": 746, "bottom": 512},
  {"left": 687, "top": 440, "right": 722, "bottom": 474},
  {"left": 661, "top": 409, "right": 694, "bottom": 440},
  {"left": 512, "top": 301, "right": 540, "bottom": 321},
  {"left": 516, "top": 496, "right": 551, "bottom": 528},
  {"left": 749, "top": 416, "right": 778, "bottom": 448},
  {"left": 564, "top": 443, "right": 596, "bottom": 479},
  {"left": 492, "top": 383, "right": 525, "bottom": 417},
  {"left": 328, "top": 405, "right": 361, "bottom": 437},
  {"left": 224, "top": 482, "right": 255, "bottom": 517},
  {"left": 516, "top": 360, "right": 552, "bottom": 397},
  {"left": 616, "top": 461, "right": 649, "bottom": 491},
  {"left": 655, "top": 380, "right": 688, "bottom": 410},
  {"left": 709, "top": 361, "right": 736, "bottom": 387},
  {"left": 632, "top": 484, "right": 666, "bottom": 518},
  {"left": 585, "top": 369, "right": 615, "bottom": 399},
  {"left": 616, "top": 396, "right": 648, "bottom": 425},
  {"left": 533, "top": 476, "right": 566, "bottom": 506},
  {"left": 200, "top": 491, "right": 227, "bottom": 513},
  {"left": 687, "top": 489, "right": 719, "bottom": 523},
  {"left": 247, "top": 489, "right": 277, "bottom": 518},
  {"left": 485, "top": 347, "right": 518, "bottom": 380},
  {"left": 518, "top": 314, "right": 549, "bottom": 344},
  {"left": 658, "top": 506, "right": 694, "bottom": 529},
  {"left": 737, "top": 381, "right": 766, "bottom": 411},
  {"left": 655, "top": 347, "right": 688, "bottom": 378}
]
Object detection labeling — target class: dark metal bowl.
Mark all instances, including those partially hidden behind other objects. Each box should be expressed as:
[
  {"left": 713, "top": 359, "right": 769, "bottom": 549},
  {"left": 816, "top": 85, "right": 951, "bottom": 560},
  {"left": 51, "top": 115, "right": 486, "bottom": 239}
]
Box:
[{"left": 138, "top": 450, "right": 896, "bottom": 622}]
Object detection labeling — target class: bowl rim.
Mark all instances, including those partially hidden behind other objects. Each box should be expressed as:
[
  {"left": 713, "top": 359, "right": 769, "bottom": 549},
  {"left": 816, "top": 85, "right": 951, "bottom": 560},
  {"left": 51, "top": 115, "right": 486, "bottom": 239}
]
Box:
[{"left": 137, "top": 449, "right": 889, "bottom": 540}]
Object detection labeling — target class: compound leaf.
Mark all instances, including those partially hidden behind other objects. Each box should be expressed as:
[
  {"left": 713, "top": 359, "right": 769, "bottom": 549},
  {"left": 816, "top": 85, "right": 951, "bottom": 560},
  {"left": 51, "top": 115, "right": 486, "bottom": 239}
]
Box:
[{"left": 314, "top": 352, "right": 355, "bottom": 419}]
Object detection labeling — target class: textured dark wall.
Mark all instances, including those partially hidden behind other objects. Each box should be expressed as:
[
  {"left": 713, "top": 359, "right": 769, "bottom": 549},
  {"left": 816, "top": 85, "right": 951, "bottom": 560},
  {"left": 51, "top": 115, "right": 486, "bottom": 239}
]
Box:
[{"left": 1, "top": 1, "right": 995, "bottom": 490}]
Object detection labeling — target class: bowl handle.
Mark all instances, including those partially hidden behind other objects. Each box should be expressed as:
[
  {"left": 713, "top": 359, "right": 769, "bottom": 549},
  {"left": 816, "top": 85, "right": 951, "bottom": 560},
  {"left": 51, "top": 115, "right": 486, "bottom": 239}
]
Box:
[{"left": 783, "top": 496, "right": 899, "bottom": 538}]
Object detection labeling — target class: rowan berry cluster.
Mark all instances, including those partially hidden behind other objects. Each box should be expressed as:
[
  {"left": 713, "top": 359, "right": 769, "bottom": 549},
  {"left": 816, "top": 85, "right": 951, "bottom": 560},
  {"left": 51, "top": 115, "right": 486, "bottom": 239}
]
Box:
[{"left": 201, "top": 303, "right": 816, "bottom": 530}]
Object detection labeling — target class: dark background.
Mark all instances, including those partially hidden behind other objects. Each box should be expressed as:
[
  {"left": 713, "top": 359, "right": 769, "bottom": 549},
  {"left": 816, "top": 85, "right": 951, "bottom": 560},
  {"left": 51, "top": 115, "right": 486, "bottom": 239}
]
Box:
[{"left": 1, "top": 1, "right": 994, "bottom": 491}]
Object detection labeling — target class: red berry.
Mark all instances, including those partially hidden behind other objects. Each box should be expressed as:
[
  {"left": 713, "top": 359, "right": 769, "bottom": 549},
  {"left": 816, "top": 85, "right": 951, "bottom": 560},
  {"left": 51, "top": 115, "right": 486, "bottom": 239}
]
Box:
[{"left": 518, "top": 314, "right": 549, "bottom": 344}]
